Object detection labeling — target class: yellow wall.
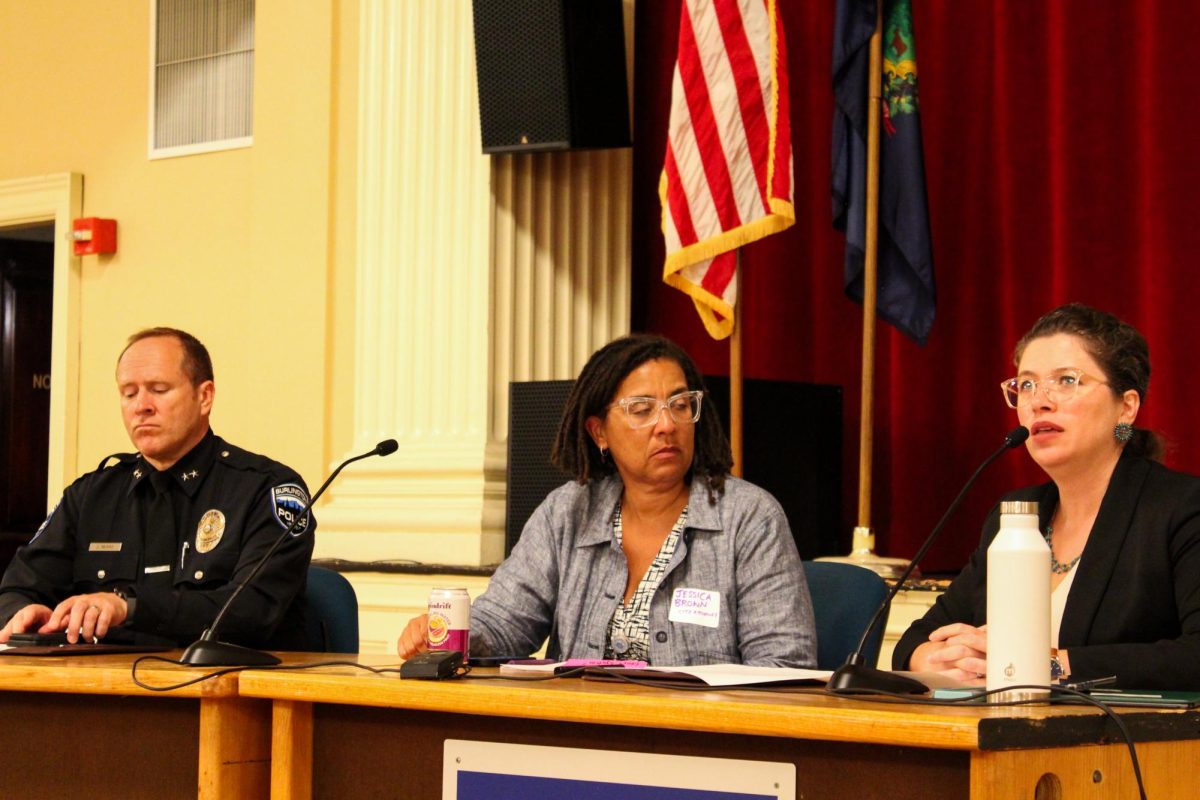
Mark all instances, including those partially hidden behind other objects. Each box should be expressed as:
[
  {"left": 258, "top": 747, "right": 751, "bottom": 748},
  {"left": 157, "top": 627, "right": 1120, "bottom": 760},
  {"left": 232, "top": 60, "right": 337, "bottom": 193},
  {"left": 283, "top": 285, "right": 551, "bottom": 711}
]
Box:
[
  {"left": 0, "top": 0, "right": 346, "bottom": 488},
  {"left": 0, "top": 1, "right": 640, "bottom": 652},
  {"left": 327, "top": 0, "right": 359, "bottom": 477}
]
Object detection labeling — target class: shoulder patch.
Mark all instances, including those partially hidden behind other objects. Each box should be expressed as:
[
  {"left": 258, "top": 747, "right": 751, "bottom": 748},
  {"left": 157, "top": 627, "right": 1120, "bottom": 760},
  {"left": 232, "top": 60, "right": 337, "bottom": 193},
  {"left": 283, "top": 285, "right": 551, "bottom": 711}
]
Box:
[
  {"left": 31, "top": 500, "right": 62, "bottom": 543},
  {"left": 271, "top": 483, "right": 311, "bottom": 535}
]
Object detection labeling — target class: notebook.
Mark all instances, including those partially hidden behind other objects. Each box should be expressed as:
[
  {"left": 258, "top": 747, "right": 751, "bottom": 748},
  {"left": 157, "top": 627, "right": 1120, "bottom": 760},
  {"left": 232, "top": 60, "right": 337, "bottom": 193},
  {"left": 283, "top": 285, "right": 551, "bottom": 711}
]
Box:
[{"left": 0, "top": 627, "right": 172, "bottom": 657}]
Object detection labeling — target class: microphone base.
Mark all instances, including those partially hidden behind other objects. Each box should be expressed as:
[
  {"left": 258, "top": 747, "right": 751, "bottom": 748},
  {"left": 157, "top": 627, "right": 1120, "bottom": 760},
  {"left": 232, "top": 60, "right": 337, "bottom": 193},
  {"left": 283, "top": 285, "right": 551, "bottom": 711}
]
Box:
[
  {"left": 826, "top": 662, "right": 929, "bottom": 695},
  {"left": 179, "top": 639, "right": 282, "bottom": 667}
]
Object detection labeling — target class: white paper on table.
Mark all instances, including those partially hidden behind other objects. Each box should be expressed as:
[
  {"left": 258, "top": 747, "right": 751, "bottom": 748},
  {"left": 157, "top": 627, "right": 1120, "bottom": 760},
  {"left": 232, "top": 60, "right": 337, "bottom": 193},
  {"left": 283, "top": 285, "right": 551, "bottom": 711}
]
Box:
[{"left": 632, "top": 664, "right": 833, "bottom": 687}]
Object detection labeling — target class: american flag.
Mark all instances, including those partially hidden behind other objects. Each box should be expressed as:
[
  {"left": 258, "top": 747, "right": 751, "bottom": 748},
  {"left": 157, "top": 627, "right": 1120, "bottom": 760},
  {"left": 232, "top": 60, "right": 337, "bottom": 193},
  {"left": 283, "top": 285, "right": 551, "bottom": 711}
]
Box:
[{"left": 661, "top": 0, "right": 794, "bottom": 340}]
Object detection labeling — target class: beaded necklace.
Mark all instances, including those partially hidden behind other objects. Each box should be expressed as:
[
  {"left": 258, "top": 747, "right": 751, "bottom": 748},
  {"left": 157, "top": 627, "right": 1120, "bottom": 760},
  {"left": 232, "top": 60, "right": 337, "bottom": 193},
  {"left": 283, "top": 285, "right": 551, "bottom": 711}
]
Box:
[{"left": 1044, "top": 524, "right": 1082, "bottom": 574}]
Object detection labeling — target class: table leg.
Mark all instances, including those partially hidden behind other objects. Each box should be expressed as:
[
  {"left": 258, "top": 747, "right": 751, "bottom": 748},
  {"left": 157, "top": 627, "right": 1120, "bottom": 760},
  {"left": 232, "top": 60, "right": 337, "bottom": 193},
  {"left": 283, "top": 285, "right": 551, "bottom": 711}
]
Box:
[
  {"left": 198, "top": 695, "right": 272, "bottom": 799},
  {"left": 272, "top": 699, "right": 314, "bottom": 800}
]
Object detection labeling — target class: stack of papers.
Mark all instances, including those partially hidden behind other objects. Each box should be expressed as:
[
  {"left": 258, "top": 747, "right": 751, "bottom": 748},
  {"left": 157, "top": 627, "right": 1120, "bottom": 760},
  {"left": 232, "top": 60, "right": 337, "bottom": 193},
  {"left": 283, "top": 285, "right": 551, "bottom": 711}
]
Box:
[
  {"left": 499, "top": 658, "right": 648, "bottom": 676},
  {"left": 587, "top": 664, "right": 833, "bottom": 687}
]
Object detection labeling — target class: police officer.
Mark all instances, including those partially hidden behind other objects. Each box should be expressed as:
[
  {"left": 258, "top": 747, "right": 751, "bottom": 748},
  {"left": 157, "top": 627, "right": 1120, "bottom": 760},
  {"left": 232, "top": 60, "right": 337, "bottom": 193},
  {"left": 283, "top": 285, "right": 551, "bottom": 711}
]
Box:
[{"left": 0, "top": 328, "right": 314, "bottom": 648}]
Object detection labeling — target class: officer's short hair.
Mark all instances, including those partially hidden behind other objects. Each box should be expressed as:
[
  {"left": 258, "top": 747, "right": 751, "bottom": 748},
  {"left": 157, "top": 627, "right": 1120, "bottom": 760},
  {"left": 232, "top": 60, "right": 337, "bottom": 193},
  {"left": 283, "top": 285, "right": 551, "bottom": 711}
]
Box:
[{"left": 119, "top": 328, "right": 214, "bottom": 386}]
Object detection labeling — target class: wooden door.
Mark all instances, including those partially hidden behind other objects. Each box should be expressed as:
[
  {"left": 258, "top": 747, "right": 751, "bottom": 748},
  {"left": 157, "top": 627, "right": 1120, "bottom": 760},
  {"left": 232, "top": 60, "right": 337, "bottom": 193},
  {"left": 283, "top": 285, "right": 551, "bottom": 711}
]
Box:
[{"left": 0, "top": 237, "right": 53, "bottom": 571}]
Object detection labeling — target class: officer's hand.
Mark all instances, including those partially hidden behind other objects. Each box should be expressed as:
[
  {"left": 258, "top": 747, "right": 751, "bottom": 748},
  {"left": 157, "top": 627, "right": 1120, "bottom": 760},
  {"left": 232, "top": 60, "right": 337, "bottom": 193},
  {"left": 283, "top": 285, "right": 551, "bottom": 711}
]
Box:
[
  {"left": 44, "top": 592, "right": 128, "bottom": 643},
  {"left": 396, "top": 614, "right": 430, "bottom": 660},
  {"left": 0, "top": 604, "right": 53, "bottom": 642}
]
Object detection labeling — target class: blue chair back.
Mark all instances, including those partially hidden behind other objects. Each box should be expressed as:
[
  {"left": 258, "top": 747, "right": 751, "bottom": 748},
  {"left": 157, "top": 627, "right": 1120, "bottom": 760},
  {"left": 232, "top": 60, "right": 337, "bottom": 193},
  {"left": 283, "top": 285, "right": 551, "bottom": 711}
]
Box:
[
  {"left": 802, "top": 561, "right": 888, "bottom": 670},
  {"left": 305, "top": 566, "right": 360, "bottom": 653}
]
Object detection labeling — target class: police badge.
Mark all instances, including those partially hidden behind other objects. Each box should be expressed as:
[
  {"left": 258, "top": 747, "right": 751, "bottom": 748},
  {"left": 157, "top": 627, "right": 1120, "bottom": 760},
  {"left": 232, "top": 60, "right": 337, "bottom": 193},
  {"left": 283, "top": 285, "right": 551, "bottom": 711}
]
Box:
[
  {"left": 196, "top": 509, "right": 226, "bottom": 553},
  {"left": 272, "top": 483, "right": 311, "bottom": 534}
]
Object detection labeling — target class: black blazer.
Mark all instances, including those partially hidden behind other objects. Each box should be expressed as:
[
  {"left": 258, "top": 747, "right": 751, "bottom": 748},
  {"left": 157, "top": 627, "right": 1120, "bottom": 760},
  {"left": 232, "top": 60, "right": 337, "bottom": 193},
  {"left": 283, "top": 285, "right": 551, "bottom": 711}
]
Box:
[{"left": 893, "top": 452, "right": 1200, "bottom": 689}]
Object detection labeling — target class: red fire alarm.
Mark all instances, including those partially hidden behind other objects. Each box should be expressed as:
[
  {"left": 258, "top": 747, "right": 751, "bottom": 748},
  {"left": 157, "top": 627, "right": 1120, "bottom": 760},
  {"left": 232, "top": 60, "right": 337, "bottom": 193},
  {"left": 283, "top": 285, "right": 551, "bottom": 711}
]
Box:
[{"left": 72, "top": 217, "right": 118, "bottom": 256}]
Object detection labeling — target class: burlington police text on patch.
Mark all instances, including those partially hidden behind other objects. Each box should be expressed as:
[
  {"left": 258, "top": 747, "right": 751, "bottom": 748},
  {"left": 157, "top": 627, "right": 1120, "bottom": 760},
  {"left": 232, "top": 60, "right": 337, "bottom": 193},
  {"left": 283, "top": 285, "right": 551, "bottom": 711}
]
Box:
[
  {"left": 271, "top": 483, "right": 311, "bottom": 535},
  {"left": 31, "top": 500, "right": 61, "bottom": 543}
]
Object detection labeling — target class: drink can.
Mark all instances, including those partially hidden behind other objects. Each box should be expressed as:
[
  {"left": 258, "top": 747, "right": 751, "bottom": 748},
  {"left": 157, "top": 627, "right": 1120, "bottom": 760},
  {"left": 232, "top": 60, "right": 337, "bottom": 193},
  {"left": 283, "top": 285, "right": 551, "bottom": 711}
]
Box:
[{"left": 426, "top": 587, "right": 470, "bottom": 656}]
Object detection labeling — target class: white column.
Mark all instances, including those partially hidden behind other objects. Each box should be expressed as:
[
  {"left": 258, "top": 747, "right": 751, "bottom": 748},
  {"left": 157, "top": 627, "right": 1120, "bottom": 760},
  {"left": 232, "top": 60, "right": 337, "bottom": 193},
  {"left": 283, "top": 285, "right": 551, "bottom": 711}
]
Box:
[
  {"left": 316, "top": 0, "right": 495, "bottom": 565},
  {"left": 317, "top": 2, "right": 631, "bottom": 583},
  {"left": 490, "top": 149, "right": 632, "bottom": 441}
]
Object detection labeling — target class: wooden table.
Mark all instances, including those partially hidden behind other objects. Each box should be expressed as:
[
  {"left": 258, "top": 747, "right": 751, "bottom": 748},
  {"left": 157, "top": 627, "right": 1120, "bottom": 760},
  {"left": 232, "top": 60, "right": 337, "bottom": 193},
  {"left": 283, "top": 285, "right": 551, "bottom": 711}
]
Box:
[
  {"left": 0, "top": 651, "right": 271, "bottom": 800},
  {"left": 7, "top": 654, "right": 1197, "bottom": 799},
  {"left": 238, "top": 664, "right": 1200, "bottom": 799}
]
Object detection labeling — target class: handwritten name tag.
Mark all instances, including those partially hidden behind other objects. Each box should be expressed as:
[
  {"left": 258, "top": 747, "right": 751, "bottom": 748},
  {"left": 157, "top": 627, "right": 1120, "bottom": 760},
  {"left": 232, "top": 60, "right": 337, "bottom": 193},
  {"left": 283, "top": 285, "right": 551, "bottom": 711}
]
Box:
[
  {"left": 89, "top": 542, "right": 121, "bottom": 552},
  {"left": 668, "top": 587, "right": 721, "bottom": 628}
]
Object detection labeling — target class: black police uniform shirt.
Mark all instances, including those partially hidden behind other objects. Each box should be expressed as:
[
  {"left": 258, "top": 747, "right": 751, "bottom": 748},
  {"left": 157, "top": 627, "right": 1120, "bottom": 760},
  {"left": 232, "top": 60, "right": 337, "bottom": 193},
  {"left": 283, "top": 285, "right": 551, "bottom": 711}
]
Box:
[{"left": 0, "top": 431, "right": 314, "bottom": 648}]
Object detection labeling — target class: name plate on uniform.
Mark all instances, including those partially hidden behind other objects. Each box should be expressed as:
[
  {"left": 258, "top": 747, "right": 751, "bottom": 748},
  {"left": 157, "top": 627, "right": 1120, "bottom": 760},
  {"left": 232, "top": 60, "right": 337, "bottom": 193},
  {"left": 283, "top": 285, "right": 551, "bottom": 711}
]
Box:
[{"left": 89, "top": 542, "right": 122, "bottom": 552}]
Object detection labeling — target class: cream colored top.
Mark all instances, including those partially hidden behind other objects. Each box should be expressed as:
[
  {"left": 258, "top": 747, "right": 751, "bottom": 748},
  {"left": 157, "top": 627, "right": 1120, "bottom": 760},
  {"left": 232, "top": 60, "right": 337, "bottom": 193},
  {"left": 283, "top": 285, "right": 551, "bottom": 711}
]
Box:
[{"left": 1050, "top": 564, "right": 1079, "bottom": 647}]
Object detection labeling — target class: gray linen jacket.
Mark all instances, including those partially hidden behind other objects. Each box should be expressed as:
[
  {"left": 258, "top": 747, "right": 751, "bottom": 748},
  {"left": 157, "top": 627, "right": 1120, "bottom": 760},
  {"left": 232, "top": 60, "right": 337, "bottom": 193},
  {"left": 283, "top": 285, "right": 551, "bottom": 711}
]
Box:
[{"left": 470, "top": 474, "right": 817, "bottom": 667}]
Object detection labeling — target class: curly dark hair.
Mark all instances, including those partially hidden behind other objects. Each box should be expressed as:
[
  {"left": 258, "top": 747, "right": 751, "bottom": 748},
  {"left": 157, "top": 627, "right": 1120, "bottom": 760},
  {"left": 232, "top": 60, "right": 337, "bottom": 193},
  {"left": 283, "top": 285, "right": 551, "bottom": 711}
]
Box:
[
  {"left": 118, "top": 327, "right": 214, "bottom": 386},
  {"left": 1014, "top": 303, "right": 1162, "bottom": 461},
  {"left": 551, "top": 334, "right": 733, "bottom": 501}
]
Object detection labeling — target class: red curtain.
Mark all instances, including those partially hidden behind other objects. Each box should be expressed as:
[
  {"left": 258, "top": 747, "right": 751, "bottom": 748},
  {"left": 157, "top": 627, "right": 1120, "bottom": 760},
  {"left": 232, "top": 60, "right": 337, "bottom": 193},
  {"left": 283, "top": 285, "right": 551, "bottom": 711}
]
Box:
[{"left": 631, "top": 1, "right": 1200, "bottom": 571}]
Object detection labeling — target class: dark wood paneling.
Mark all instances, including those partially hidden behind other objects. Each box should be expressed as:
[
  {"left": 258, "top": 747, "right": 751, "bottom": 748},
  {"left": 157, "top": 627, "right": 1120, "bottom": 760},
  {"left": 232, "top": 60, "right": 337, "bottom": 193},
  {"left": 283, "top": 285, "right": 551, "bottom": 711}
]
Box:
[
  {"left": 0, "top": 692, "right": 198, "bottom": 799},
  {"left": 312, "top": 704, "right": 969, "bottom": 799}
]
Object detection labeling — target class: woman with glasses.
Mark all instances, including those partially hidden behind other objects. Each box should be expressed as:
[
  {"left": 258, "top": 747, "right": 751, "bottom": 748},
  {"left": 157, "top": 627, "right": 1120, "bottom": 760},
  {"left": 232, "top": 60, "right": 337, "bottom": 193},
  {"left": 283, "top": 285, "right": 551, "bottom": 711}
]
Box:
[
  {"left": 893, "top": 303, "right": 1200, "bottom": 689},
  {"left": 397, "top": 334, "right": 816, "bottom": 667}
]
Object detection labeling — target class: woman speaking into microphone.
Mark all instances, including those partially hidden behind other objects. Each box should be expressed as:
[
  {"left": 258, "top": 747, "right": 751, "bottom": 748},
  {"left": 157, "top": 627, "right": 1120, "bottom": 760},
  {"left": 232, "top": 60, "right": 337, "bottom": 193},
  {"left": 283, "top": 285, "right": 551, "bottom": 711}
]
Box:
[{"left": 894, "top": 304, "right": 1200, "bottom": 689}]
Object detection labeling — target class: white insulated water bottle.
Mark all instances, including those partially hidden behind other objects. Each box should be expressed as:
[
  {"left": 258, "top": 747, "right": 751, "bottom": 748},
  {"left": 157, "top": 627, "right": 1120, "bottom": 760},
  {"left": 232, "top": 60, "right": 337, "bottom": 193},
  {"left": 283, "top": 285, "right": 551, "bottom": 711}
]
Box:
[{"left": 986, "top": 500, "right": 1051, "bottom": 699}]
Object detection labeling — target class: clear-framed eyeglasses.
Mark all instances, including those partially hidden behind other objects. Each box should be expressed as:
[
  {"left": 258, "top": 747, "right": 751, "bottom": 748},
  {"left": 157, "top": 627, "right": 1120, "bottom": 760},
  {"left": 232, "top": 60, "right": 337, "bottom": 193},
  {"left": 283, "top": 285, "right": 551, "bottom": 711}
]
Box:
[
  {"left": 608, "top": 390, "right": 704, "bottom": 429},
  {"left": 999, "top": 368, "right": 1108, "bottom": 409}
]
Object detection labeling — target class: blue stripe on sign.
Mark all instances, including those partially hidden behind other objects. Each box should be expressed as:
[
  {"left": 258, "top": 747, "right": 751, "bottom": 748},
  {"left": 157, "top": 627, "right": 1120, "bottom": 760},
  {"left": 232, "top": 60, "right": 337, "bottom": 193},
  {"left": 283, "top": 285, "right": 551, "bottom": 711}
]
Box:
[{"left": 457, "top": 772, "right": 774, "bottom": 800}]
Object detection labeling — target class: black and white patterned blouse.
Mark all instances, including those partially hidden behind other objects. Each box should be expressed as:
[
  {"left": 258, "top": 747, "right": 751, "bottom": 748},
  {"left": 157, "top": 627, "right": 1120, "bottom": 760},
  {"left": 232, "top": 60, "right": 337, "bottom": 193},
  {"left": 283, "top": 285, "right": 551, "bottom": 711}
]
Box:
[{"left": 604, "top": 504, "right": 689, "bottom": 663}]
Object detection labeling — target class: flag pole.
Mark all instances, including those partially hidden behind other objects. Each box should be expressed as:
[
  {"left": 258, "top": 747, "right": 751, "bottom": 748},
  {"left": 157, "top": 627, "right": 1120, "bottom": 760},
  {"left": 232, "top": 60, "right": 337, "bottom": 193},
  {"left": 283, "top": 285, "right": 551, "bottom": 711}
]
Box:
[
  {"left": 858, "top": 0, "right": 883, "bottom": 537},
  {"left": 730, "top": 252, "right": 744, "bottom": 477},
  {"left": 821, "top": 0, "right": 907, "bottom": 578},
  {"left": 660, "top": 0, "right": 790, "bottom": 478}
]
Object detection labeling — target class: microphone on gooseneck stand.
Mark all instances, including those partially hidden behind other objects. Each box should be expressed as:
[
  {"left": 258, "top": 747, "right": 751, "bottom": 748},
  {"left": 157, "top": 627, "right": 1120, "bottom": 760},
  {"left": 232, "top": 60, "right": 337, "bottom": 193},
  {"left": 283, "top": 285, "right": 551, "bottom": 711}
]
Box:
[
  {"left": 180, "top": 439, "right": 399, "bottom": 667},
  {"left": 826, "top": 426, "right": 1030, "bottom": 695}
]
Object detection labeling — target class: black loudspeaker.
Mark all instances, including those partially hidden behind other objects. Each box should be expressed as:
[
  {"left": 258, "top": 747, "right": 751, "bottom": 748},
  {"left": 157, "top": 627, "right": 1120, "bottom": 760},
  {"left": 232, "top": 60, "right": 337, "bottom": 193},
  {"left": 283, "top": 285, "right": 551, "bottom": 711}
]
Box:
[
  {"left": 702, "top": 377, "right": 843, "bottom": 561},
  {"left": 506, "top": 380, "right": 576, "bottom": 556},
  {"left": 504, "top": 378, "right": 843, "bottom": 560},
  {"left": 471, "top": 0, "right": 632, "bottom": 153}
]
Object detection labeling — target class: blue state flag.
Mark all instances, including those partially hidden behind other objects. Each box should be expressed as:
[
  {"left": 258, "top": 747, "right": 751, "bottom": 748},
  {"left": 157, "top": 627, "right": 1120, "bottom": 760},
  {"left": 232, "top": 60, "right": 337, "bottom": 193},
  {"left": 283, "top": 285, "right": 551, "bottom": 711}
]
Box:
[{"left": 832, "top": 0, "right": 936, "bottom": 345}]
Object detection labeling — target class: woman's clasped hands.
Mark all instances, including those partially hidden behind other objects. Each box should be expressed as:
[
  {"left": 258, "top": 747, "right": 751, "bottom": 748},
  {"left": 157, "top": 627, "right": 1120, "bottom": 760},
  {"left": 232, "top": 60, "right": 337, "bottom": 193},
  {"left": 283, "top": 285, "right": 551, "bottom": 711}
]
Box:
[{"left": 911, "top": 623, "right": 989, "bottom": 684}]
